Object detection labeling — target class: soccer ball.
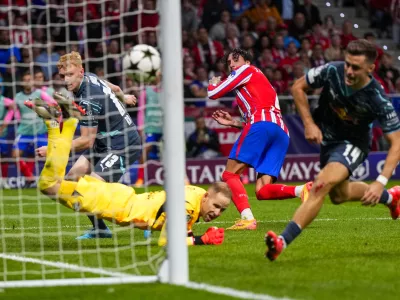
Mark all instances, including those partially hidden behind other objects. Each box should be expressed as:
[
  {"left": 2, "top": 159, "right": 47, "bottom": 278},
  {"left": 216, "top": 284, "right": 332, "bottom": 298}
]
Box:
[{"left": 123, "top": 44, "right": 161, "bottom": 83}]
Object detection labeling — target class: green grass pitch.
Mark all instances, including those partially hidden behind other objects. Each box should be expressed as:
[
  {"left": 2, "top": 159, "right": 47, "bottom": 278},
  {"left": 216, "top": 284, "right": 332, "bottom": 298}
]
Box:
[{"left": 1, "top": 181, "right": 400, "bottom": 300}]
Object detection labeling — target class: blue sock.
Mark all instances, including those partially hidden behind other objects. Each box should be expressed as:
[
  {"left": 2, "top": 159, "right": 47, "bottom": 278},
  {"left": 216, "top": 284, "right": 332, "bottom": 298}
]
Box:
[
  {"left": 379, "top": 190, "right": 391, "bottom": 205},
  {"left": 88, "top": 215, "right": 108, "bottom": 230},
  {"left": 280, "top": 221, "right": 302, "bottom": 246}
]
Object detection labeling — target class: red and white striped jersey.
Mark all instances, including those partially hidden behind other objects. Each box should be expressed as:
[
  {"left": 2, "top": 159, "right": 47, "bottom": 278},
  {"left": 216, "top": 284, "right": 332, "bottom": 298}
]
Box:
[{"left": 208, "top": 64, "right": 289, "bottom": 135}]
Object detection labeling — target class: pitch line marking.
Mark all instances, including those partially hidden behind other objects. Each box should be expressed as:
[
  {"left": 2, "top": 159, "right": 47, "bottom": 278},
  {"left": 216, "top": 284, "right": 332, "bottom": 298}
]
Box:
[
  {"left": 186, "top": 281, "right": 292, "bottom": 300},
  {"left": 0, "top": 253, "right": 131, "bottom": 277},
  {"left": 0, "top": 217, "right": 393, "bottom": 231}
]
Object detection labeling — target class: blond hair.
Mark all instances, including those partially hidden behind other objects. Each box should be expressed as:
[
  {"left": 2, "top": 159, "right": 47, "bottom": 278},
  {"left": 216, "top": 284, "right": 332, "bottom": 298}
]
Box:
[
  {"left": 209, "top": 182, "right": 232, "bottom": 201},
  {"left": 57, "top": 51, "right": 83, "bottom": 70}
]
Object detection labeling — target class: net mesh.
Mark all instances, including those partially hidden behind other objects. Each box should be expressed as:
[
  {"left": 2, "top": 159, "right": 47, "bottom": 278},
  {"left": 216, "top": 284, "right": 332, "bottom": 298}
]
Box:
[{"left": 0, "top": 0, "right": 165, "bottom": 285}]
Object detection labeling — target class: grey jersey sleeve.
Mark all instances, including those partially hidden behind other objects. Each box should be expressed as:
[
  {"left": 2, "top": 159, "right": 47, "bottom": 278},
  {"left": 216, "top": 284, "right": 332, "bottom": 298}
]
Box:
[
  {"left": 375, "top": 92, "right": 400, "bottom": 134},
  {"left": 305, "top": 63, "right": 336, "bottom": 89}
]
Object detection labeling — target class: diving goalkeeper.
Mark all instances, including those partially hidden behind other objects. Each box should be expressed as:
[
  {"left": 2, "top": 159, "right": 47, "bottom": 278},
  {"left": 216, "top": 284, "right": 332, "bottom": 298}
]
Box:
[{"left": 26, "top": 100, "right": 230, "bottom": 246}]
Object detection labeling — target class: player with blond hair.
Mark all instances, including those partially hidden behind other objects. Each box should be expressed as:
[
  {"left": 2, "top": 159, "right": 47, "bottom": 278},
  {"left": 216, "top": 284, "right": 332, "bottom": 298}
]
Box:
[{"left": 35, "top": 51, "right": 141, "bottom": 239}]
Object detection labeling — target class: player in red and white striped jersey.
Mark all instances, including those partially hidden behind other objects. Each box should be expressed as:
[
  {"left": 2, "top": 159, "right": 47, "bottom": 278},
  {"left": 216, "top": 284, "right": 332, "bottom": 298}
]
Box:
[{"left": 208, "top": 48, "right": 309, "bottom": 230}]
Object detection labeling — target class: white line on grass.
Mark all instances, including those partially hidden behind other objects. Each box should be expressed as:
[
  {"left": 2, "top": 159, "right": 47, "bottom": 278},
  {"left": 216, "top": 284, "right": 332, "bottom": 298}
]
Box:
[
  {"left": 0, "top": 253, "right": 130, "bottom": 277},
  {"left": 0, "top": 217, "right": 393, "bottom": 231},
  {"left": 186, "top": 281, "right": 291, "bottom": 300}
]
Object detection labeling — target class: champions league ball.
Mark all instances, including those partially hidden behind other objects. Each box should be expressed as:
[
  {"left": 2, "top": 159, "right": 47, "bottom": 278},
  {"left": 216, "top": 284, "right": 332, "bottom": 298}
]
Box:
[{"left": 123, "top": 44, "right": 161, "bottom": 83}]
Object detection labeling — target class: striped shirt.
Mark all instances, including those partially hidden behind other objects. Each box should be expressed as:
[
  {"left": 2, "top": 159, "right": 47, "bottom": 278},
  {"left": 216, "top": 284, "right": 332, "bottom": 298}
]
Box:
[{"left": 207, "top": 64, "right": 289, "bottom": 134}]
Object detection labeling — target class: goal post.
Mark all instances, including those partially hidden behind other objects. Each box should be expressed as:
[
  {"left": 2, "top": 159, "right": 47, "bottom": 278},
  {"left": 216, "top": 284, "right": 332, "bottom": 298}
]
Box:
[
  {"left": 160, "top": 0, "right": 189, "bottom": 285},
  {"left": 0, "top": 0, "right": 187, "bottom": 287}
]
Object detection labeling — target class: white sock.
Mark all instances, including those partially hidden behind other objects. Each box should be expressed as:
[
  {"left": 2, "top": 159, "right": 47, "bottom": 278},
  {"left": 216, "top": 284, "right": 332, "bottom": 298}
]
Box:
[
  {"left": 241, "top": 208, "right": 254, "bottom": 220},
  {"left": 294, "top": 185, "right": 304, "bottom": 197},
  {"left": 278, "top": 235, "right": 287, "bottom": 248},
  {"left": 387, "top": 194, "right": 393, "bottom": 205}
]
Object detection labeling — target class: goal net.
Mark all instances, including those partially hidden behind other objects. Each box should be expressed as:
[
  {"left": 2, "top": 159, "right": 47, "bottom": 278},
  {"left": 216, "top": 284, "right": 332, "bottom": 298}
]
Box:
[{"left": 0, "top": 0, "right": 186, "bottom": 287}]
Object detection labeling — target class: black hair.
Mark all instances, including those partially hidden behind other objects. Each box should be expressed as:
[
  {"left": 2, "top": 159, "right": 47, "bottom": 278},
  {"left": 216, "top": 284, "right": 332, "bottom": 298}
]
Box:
[
  {"left": 224, "top": 48, "right": 253, "bottom": 68},
  {"left": 346, "top": 39, "right": 377, "bottom": 63}
]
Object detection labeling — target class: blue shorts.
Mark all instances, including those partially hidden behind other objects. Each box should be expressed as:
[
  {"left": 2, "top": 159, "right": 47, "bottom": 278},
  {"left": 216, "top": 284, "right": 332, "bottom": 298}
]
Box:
[
  {"left": 13, "top": 134, "right": 48, "bottom": 155},
  {"left": 229, "top": 122, "right": 289, "bottom": 180},
  {"left": 145, "top": 133, "right": 163, "bottom": 143},
  {"left": 145, "top": 133, "right": 162, "bottom": 160},
  {"left": 320, "top": 142, "right": 368, "bottom": 176},
  {"left": 0, "top": 137, "right": 11, "bottom": 156}
]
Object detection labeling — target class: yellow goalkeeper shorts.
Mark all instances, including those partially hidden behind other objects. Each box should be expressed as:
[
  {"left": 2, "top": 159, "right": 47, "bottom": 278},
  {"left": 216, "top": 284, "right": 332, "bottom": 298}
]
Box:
[{"left": 74, "top": 175, "right": 136, "bottom": 224}]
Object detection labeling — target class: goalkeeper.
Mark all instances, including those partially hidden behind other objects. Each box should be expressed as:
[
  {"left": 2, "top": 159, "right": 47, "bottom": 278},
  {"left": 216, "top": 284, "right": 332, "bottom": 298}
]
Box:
[{"left": 28, "top": 101, "right": 230, "bottom": 246}]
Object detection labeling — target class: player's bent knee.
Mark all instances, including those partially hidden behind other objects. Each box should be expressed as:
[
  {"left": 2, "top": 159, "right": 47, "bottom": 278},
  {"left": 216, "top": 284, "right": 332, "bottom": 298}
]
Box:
[{"left": 329, "top": 189, "right": 347, "bottom": 205}]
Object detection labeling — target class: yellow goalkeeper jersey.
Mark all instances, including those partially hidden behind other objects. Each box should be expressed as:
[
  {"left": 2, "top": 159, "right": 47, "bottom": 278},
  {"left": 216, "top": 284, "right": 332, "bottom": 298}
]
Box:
[{"left": 73, "top": 176, "right": 206, "bottom": 246}]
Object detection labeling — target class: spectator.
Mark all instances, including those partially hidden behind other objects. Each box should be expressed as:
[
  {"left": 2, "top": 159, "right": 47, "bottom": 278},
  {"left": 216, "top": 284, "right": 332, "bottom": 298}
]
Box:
[
  {"left": 241, "top": 33, "right": 257, "bottom": 58},
  {"left": 272, "top": 0, "right": 300, "bottom": 24},
  {"left": 186, "top": 117, "right": 220, "bottom": 158},
  {"left": 182, "top": 30, "right": 194, "bottom": 57},
  {"left": 1, "top": 56, "right": 19, "bottom": 98},
  {"left": 181, "top": 0, "right": 199, "bottom": 34},
  {"left": 31, "top": 27, "right": 46, "bottom": 45},
  {"left": 257, "top": 49, "right": 278, "bottom": 69},
  {"left": 242, "top": 0, "right": 283, "bottom": 26},
  {"left": 35, "top": 41, "right": 60, "bottom": 80},
  {"left": 0, "top": 29, "right": 21, "bottom": 74},
  {"left": 299, "top": 51, "right": 312, "bottom": 73},
  {"left": 201, "top": 0, "right": 228, "bottom": 30},
  {"left": 391, "top": 0, "right": 400, "bottom": 49},
  {"left": 11, "top": 13, "right": 31, "bottom": 48},
  {"left": 297, "top": 0, "right": 321, "bottom": 29},
  {"left": 288, "top": 12, "right": 309, "bottom": 41},
  {"left": 364, "top": 32, "right": 384, "bottom": 69},
  {"left": 321, "top": 15, "right": 340, "bottom": 38},
  {"left": 271, "top": 35, "right": 286, "bottom": 63},
  {"left": 288, "top": 61, "right": 305, "bottom": 89},
  {"left": 255, "top": 34, "right": 271, "bottom": 53},
  {"left": 263, "top": 16, "right": 278, "bottom": 38},
  {"left": 209, "top": 10, "right": 240, "bottom": 42},
  {"left": 224, "top": 24, "right": 241, "bottom": 50},
  {"left": 308, "top": 22, "right": 330, "bottom": 50},
  {"left": 324, "top": 34, "right": 344, "bottom": 62},
  {"left": 271, "top": 68, "right": 288, "bottom": 95},
  {"left": 310, "top": 43, "right": 326, "bottom": 67},
  {"left": 279, "top": 24, "right": 300, "bottom": 49},
  {"left": 237, "top": 16, "right": 258, "bottom": 40},
  {"left": 17, "top": 47, "right": 31, "bottom": 75},
  {"left": 226, "top": 0, "right": 253, "bottom": 21},
  {"left": 106, "top": 40, "right": 122, "bottom": 85},
  {"left": 183, "top": 55, "right": 197, "bottom": 97},
  {"left": 131, "top": 0, "right": 159, "bottom": 34},
  {"left": 378, "top": 53, "right": 400, "bottom": 89},
  {"left": 262, "top": 66, "right": 274, "bottom": 81},
  {"left": 340, "top": 20, "right": 357, "bottom": 48},
  {"left": 189, "top": 66, "right": 209, "bottom": 106},
  {"left": 279, "top": 41, "right": 299, "bottom": 74},
  {"left": 192, "top": 27, "right": 224, "bottom": 70}
]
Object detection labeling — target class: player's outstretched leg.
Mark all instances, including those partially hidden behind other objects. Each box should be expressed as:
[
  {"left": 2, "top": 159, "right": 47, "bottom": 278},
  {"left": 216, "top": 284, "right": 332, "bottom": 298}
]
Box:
[{"left": 265, "top": 231, "right": 284, "bottom": 261}]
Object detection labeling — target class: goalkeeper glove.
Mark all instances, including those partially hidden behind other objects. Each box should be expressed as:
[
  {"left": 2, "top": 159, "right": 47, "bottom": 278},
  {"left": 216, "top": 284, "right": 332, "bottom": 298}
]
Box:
[{"left": 193, "top": 227, "right": 224, "bottom": 245}]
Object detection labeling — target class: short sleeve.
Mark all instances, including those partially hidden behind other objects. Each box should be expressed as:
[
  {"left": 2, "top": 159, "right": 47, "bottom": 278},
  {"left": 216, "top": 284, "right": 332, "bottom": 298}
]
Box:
[
  {"left": 375, "top": 93, "right": 400, "bottom": 134},
  {"left": 305, "top": 63, "right": 331, "bottom": 89}
]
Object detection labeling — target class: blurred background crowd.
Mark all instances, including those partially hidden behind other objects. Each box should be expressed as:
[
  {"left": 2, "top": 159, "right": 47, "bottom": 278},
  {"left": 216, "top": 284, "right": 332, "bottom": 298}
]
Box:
[{"left": 1, "top": 0, "right": 400, "bottom": 101}]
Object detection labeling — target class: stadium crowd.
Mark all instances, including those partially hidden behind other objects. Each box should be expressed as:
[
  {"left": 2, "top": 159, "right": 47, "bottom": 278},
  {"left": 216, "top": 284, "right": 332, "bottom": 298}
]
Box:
[
  {"left": 1, "top": 0, "right": 400, "bottom": 98},
  {"left": 1, "top": 0, "right": 400, "bottom": 189}
]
